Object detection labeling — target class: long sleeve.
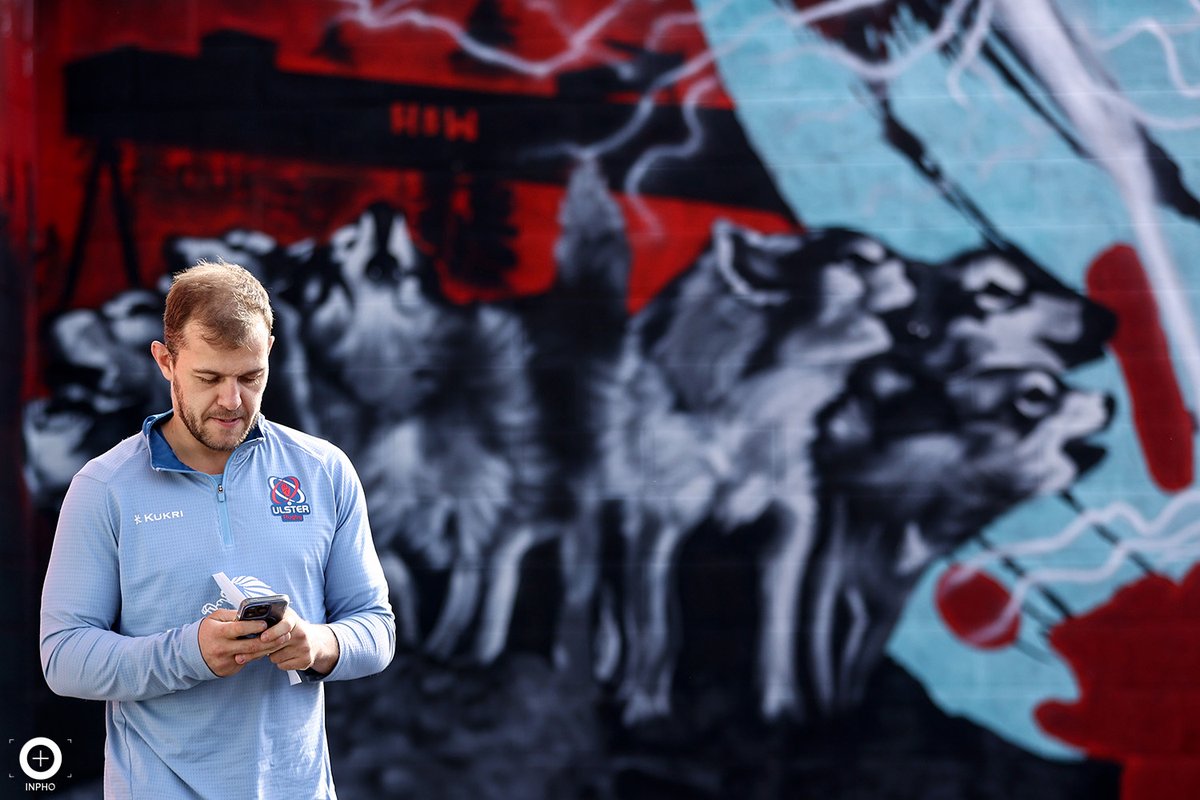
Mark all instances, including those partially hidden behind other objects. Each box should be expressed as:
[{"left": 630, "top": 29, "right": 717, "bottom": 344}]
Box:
[
  {"left": 40, "top": 472, "right": 216, "bottom": 702},
  {"left": 315, "top": 452, "right": 396, "bottom": 682}
]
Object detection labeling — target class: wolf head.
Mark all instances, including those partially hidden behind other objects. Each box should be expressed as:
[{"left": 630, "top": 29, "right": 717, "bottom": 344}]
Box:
[{"left": 890, "top": 246, "right": 1115, "bottom": 376}]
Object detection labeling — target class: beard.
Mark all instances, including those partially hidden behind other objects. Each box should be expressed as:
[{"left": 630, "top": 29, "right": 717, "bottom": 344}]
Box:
[{"left": 172, "top": 379, "right": 255, "bottom": 453}]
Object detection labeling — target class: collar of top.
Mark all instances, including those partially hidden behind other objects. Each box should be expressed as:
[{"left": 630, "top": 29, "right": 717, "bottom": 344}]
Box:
[{"left": 141, "top": 410, "right": 266, "bottom": 472}]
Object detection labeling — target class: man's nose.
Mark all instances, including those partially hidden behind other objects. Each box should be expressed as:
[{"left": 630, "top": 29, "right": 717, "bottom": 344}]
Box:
[{"left": 216, "top": 379, "right": 242, "bottom": 409}]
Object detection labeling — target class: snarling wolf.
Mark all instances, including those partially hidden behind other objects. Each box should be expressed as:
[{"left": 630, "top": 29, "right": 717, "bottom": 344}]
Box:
[
  {"left": 806, "top": 358, "right": 1113, "bottom": 715},
  {"left": 599, "top": 224, "right": 1115, "bottom": 723}
]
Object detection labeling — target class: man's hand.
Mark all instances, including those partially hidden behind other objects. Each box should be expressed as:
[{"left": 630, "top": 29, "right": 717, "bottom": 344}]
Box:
[
  {"left": 198, "top": 610, "right": 277, "bottom": 677},
  {"left": 240, "top": 608, "right": 340, "bottom": 676}
]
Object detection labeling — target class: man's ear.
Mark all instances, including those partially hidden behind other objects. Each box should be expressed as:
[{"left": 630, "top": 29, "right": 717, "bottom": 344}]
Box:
[
  {"left": 267, "top": 334, "right": 275, "bottom": 354},
  {"left": 150, "top": 341, "right": 174, "bottom": 381}
]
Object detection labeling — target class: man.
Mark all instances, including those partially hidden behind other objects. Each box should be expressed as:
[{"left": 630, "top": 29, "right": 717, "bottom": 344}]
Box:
[{"left": 40, "top": 260, "right": 396, "bottom": 799}]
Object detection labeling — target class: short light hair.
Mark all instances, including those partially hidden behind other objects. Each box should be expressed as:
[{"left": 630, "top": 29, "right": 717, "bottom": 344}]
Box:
[{"left": 163, "top": 260, "right": 274, "bottom": 356}]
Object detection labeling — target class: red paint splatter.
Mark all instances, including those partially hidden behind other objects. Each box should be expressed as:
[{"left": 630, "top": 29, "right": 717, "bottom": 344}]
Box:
[
  {"left": 1086, "top": 245, "right": 1194, "bottom": 492},
  {"left": 1036, "top": 565, "right": 1200, "bottom": 800},
  {"left": 934, "top": 564, "right": 1020, "bottom": 650}
]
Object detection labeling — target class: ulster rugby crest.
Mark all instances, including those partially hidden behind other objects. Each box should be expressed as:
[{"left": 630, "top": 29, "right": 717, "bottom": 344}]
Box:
[{"left": 268, "top": 475, "right": 311, "bottom": 521}]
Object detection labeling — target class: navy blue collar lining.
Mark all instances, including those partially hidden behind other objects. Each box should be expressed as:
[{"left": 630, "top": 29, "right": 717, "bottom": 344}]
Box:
[{"left": 142, "top": 411, "right": 265, "bottom": 472}]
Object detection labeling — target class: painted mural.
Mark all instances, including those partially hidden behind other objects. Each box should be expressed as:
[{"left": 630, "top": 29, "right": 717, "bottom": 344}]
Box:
[{"left": 9, "top": 0, "right": 1200, "bottom": 797}]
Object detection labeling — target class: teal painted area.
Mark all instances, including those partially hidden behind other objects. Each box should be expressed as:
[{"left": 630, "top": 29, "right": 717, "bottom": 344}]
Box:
[{"left": 697, "top": 0, "right": 1200, "bottom": 761}]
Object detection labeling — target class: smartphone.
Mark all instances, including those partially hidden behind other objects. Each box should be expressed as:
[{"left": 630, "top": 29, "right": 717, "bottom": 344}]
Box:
[{"left": 236, "top": 594, "right": 290, "bottom": 639}]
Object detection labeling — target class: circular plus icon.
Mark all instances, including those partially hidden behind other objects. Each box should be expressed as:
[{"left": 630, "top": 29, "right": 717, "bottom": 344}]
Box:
[{"left": 18, "top": 737, "right": 62, "bottom": 781}]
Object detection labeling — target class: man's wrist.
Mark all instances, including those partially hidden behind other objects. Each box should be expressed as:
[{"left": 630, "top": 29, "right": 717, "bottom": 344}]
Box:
[{"left": 310, "top": 624, "right": 340, "bottom": 675}]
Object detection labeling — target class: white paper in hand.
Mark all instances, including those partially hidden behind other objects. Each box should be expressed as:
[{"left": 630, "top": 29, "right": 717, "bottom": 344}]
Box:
[{"left": 212, "top": 572, "right": 302, "bottom": 685}]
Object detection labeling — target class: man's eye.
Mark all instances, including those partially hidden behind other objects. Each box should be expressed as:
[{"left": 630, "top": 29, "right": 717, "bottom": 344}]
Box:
[{"left": 199, "top": 376, "right": 218, "bottom": 384}]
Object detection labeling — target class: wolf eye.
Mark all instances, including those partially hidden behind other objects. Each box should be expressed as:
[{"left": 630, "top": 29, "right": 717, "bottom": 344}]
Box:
[
  {"left": 1014, "top": 372, "right": 1059, "bottom": 419},
  {"left": 976, "top": 283, "right": 1019, "bottom": 313},
  {"left": 842, "top": 237, "right": 888, "bottom": 267},
  {"left": 963, "top": 256, "right": 1026, "bottom": 312}
]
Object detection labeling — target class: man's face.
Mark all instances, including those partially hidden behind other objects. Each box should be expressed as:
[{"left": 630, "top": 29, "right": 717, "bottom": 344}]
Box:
[{"left": 153, "top": 319, "right": 273, "bottom": 455}]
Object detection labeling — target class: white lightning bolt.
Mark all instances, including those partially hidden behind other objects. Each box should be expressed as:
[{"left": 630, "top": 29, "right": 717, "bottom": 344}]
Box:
[
  {"left": 1090, "top": 7, "right": 1200, "bottom": 99},
  {"left": 333, "top": 0, "right": 743, "bottom": 232},
  {"left": 623, "top": 75, "right": 720, "bottom": 234},
  {"left": 528, "top": 0, "right": 909, "bottom": 227},
  {"left": 945, "top": 0, "right": 993, "bottom": 106},
  {"left": 332, "top": 0, "right": 635, "bottom": 78},
  {"left": 952, "top": 488, "right": 1200, "bottom": 646},
  {"left": 965, "top": 490, "right": 1200, "bottom": 570}
]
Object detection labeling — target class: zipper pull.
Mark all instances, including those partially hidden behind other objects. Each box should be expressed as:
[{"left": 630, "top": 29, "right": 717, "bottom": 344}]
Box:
[{"left": 217, "top": 483, "right": 226, "bottom": 502}]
